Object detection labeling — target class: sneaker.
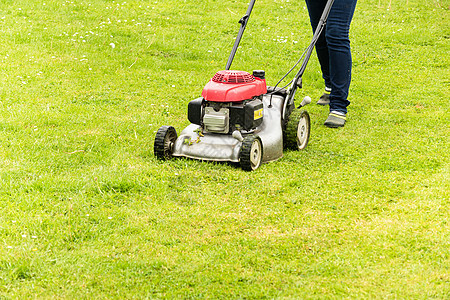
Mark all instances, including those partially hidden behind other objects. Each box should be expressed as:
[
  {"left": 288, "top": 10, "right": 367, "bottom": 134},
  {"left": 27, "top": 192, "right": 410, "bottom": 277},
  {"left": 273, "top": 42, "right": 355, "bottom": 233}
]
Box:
[
  {"left": 324, "top": 111, "right": 346, "bottom": 128},
  {"left": 317, "top": 93, "right": 330, "bottom": 105},
  {"left": 317, "top": 87, "right": 331, "bottom": 106}
]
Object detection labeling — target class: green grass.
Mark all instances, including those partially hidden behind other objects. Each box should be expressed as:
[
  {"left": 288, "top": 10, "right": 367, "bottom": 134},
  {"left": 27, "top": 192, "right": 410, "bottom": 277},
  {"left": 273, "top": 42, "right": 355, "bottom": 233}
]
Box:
[{"left": 0, "top": 0, "right": 449, "bottom": 298}]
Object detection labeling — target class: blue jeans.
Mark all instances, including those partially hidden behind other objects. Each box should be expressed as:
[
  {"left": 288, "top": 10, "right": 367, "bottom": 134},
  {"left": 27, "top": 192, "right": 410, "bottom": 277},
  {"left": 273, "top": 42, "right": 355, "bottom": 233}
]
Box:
[{"left": 305, "top": 0, "right": 357, "bottom": 114}]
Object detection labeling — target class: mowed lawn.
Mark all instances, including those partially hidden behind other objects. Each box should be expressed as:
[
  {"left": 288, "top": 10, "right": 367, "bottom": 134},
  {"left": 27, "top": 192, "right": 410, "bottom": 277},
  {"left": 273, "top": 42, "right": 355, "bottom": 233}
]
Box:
[{"left": 0, "top": 0, "right": 449, "bottom": 298}]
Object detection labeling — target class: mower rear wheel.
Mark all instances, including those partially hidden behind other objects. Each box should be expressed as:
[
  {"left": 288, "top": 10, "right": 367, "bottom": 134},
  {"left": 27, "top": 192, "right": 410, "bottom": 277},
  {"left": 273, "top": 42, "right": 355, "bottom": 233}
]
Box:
[
  {"left": 239, "top": 135, "right": 263, "bottom": 171},
  {"left": 284, "top": 109, "right": 310, "bottom": 150},
  {"left": 154, "top": 126, "right": 177, "bottom": 160}
]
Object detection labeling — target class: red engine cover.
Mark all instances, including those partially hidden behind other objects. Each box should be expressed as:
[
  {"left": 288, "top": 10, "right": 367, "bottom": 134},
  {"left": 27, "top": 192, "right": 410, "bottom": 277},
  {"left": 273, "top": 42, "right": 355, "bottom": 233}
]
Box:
[{"left": 201, "top": 70, "right": 267, "bottom": 102}]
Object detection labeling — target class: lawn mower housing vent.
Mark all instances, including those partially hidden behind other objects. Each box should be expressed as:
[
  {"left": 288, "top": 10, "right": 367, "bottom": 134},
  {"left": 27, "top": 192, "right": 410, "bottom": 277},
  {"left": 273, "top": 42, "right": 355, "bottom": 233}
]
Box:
[{"left": 201, "top": 70, "right": 267, "bottom": 102}]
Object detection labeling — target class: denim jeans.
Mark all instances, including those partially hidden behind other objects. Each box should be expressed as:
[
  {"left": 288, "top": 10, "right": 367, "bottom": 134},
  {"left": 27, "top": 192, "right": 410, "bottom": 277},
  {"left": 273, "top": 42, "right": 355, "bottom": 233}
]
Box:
[{"left": 305, "top": 0, "right": 357, "bottom": 114}]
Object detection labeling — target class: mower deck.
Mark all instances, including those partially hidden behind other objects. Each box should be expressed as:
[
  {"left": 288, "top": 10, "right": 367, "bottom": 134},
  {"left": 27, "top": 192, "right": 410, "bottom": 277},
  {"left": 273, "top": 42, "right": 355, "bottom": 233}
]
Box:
[{"left": 172, "top": 94, "right": 285, "bottom": 163}]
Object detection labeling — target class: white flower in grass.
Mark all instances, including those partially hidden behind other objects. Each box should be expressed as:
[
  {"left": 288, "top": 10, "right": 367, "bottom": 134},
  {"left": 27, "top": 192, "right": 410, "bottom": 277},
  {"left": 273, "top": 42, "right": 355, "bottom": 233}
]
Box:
[{"left": 109, "top": 43, "right": 116, "bottom": 48}]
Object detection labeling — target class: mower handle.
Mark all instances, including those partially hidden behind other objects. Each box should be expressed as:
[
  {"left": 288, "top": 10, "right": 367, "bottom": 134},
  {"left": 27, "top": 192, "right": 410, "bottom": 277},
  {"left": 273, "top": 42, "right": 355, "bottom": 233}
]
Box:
[
  {"left": 225, "top": 0, "right": 256, "bottom": 70},
  {"left": 283, "top": 0, "right": 335, "bottom": 118}
]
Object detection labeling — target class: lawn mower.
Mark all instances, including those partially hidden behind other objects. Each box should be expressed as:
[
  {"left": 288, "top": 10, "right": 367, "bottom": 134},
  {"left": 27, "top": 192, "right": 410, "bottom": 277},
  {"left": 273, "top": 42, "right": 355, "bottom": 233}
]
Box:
[{"left": 154, "top": 0, "right": 335, "bottom": 171}]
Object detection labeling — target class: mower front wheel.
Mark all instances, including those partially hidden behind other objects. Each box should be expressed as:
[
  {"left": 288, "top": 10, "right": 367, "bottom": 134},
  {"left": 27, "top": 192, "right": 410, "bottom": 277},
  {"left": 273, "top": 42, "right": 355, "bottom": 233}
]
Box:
[
  {"left": 239, "top": 135, "right": 263, "bottom": 171},
  {"left": 284, "top": 109, "right": 310, "bottom": 150},
  {"left": 154, "top": 126, "right": 177, "bottom": 160}
]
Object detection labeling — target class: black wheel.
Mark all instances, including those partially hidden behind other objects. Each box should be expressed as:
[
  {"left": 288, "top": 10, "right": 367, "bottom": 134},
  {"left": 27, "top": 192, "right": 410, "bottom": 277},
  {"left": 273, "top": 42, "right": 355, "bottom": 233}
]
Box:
[
  {"left": 239, "top": 135, "right": 263, "bottom": 171},
  {"left": 154, "top": 126, "right": 177, "bottom": 160},
  {"left": 284, "top": 109, "right": 310, "bottom": 150}
]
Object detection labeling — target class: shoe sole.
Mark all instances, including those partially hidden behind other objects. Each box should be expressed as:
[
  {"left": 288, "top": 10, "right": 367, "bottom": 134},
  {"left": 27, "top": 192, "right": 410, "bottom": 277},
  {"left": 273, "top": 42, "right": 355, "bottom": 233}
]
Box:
[{"left": 324, "top": 122, "right": 344, "bottom": 128}]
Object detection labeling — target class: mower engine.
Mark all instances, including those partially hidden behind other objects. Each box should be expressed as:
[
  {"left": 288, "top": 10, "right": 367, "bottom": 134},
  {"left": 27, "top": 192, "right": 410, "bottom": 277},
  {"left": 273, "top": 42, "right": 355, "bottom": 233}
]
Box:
[{"left": 187, "top": 70, "right": 267, "bottom": 134}]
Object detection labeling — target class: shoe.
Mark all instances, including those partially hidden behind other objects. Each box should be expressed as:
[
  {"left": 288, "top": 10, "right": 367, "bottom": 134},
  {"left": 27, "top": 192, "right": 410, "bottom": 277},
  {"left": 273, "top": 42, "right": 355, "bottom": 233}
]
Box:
[
  {"left": 324, "top": 111, "right": 346, "bottom": 128},
  {"left": 317, "top": 87, "right": 331, "bottom": 105},
  {"left": 317, "top": 92, "right": 330, "bottom": 105}
]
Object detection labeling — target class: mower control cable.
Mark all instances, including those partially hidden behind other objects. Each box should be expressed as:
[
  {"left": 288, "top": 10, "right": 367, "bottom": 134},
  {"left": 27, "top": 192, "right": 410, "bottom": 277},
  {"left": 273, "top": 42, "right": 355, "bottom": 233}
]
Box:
[
  {"left": 268, "top": 26, "right": 323, "bottom": 96},
  {"left": 282, "top": 0, "right": 335, "bottom": 120},
  {"left": 283, "top": 0, "right": 334, "bottom": 113},
  {"left": 268, "top": 0, "right": 334, "bottom": 113},
  {"left": 266, "top": 22, "right": 323, "bottom": 108}
]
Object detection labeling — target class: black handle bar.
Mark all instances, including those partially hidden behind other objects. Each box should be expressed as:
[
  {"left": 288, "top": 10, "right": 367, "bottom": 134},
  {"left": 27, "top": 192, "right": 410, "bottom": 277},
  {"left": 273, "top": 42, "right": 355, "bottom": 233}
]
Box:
[{"left": 225, "top": 0, "right": 256, "bottom": 70}]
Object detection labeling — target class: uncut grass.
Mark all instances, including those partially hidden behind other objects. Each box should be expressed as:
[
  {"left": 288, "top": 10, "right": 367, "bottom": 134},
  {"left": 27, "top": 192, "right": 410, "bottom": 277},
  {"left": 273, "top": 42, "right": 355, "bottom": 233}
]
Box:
[{"left": 1, "top": 0, "right": 449, "bottom": 298}]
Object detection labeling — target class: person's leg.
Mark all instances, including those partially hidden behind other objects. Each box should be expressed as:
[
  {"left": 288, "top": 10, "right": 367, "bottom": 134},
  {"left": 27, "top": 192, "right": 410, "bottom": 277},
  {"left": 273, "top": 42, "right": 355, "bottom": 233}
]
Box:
[{"left": 325, "top": 0, "right": 357, "bottom": 115}]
